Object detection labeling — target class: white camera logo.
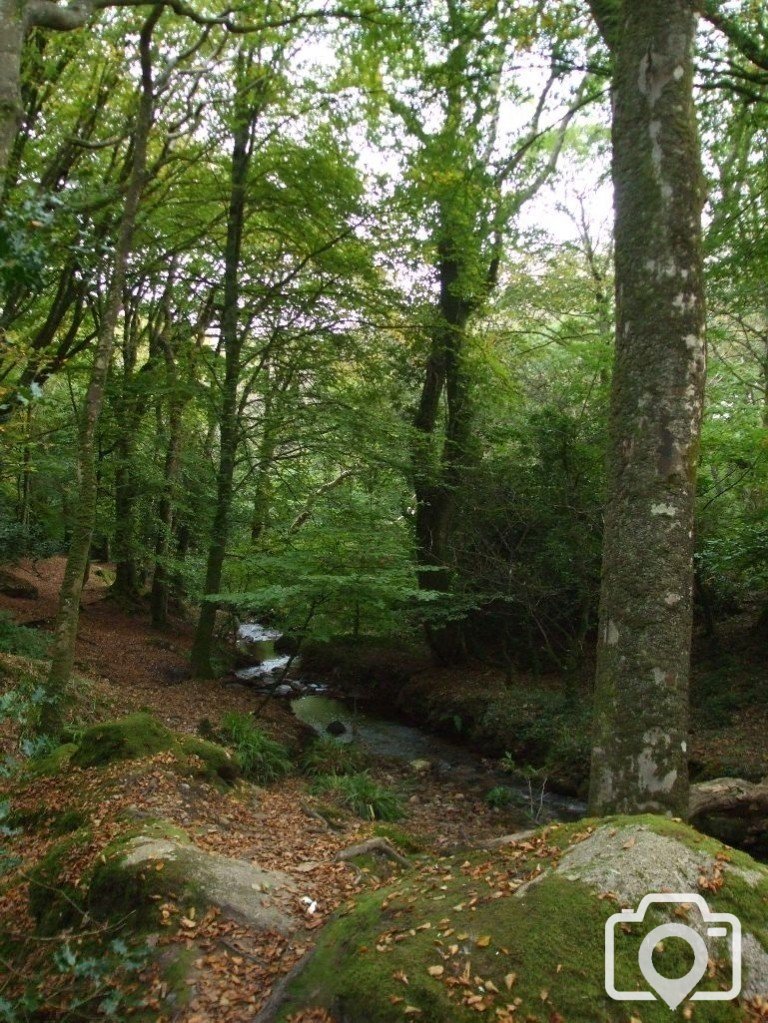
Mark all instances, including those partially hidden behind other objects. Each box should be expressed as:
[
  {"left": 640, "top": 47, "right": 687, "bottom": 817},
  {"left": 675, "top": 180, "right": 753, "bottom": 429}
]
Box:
[{"left": 605, "top": 893, "right": 741, "bottom": 1010}]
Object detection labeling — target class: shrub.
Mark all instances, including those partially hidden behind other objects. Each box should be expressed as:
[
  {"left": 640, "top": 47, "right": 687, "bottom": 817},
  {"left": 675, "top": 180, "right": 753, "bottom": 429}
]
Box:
[
  {"left": 485, "top": 785, "right": 516, "bottom": 809},
  {"left": 219, "top": 712, "right": 292, "bottom": 783},
  {"left": 300, "top": 737, "right": 368, "bottom": 777},
  {"left": 0, "top": 612, "right": 50, "bottom": 659},
  {"left": 312, "top": 771, "right": 403, "bottom": 821}
]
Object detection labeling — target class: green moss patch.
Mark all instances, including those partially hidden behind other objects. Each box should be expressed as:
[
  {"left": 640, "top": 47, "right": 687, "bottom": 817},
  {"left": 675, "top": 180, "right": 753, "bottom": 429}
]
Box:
[
  {"left": 175, "top": 735, "right": 240, "bottom": 784},
  {"left": 70, "top": 713, "right": 174, "bottom": 768},
  {"left": 276, "top": 817, "right": 767, "bottom": 1023},
  {"left": 28, "top": 713, "right": 240, "bottom": 788},
  {"left": 26, "top": 742, "right": 78, "bottom": 776}
]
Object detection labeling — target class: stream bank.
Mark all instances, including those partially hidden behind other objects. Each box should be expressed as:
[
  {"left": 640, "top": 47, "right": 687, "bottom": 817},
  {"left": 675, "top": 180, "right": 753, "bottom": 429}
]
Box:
[{"left": 297, "top": 637, "right": 593, "bottom": 799}]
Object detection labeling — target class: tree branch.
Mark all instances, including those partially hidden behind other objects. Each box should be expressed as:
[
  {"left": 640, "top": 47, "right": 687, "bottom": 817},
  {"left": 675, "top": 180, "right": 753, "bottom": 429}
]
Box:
[{"left": 25, "top": 0, "right": 92, "bottom": 31}]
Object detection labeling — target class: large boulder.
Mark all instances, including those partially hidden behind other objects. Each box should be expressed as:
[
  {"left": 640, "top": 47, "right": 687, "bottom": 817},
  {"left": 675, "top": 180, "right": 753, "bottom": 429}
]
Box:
[
  {"left": 93, "top": 833, "right": 299, "bottom": 934},
  {"left": 55, "top": 712, "right": 240, "bottom": 783},
  {"left": 29, "top": 820, "right": 298, "bottom": 937},
  {"left": 266, "top": 816, "right": 768, "bottom": 1022}
]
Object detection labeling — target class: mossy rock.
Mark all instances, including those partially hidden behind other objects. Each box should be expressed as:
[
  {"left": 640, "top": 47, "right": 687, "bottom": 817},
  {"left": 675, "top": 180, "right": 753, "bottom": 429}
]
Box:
[
  {"left": 70, "top": 713, "right": 174, "bottom": 768},
  {"left": 38, "top": 713, "right": 239, "bottom": 785},
  {"left": 26, "top": 742, "right": 78, "bottom": 777},
  {"left": 90, "top": 825, "right": 298, "bottom": 934},
  {"left": 271, "top": 816, "right": 768, "bottom": 1023},
  {"left": 175, "top": 735, "right": 240, "bottom": 784},
  {"left": 88, "top": 821, "right": 199, "bottom": 929}
]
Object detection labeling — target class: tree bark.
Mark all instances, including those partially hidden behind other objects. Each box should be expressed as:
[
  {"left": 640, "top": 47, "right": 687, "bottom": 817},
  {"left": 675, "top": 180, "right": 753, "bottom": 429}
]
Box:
[
  {"left": 0, "top": 0, "right": 25, "bottom": 188},
  {"left": 0, "top": 0, "right": 91, "bottom": 186},
  {"left": 150, "top": 397, "right": 183, "bottom": 626},
  {"left": 190, "top": 52, "right": 256, "bottom": 677},
  {"left": 411, "top": 247, "right": 474, "bottom": 663},
  {"left": 588, "top": 0, "right": 707, "bottom": 816},
  {"left": 41, "top": 7, "right": 160, "bottom": 732}
]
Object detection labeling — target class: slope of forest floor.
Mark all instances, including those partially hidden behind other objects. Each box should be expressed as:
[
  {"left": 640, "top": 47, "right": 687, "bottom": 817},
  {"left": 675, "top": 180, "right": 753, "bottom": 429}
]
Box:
[{"left": 0, "top": 556, "right": 541, "bottom": 1023}]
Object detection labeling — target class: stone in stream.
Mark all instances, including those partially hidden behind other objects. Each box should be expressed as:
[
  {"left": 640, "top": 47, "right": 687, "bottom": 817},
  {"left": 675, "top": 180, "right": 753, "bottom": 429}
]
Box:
[{"left": 326, "top": 720, "right": 347, "bottom": 736}]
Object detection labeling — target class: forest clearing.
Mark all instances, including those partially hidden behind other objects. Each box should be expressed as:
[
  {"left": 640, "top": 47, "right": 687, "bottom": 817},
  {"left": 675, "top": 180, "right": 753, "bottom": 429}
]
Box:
[{"left": 1, "top": 0, "right": 768, "bottom": 1019}]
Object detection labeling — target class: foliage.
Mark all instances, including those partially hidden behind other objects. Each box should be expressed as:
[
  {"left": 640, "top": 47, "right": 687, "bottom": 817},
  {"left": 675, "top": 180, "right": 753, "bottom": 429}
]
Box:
[
  {"left": 219, "top": 712, "right": 292, "bottom": 783},
  {"left": 0, "top": 677, "right": 59, "bottom": 763},
  {"left": 0, "top": 614, "right": 50, "bottom": 659},
  {"left": 312, "top": 771, "right": 403, "bottom": 821},
  {"left": 485, "top": 785, "right": 516, "bottom": 809},
  {"left": 0, "top": 932, "right": 151, "bottom": 1022},
  {"left": 300, "top": 738, "right": 368, "bottom": 777}
]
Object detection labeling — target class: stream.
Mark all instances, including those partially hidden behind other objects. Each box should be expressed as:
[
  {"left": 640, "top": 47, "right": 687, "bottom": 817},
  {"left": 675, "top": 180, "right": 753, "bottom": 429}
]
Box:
[{"left": 234, "top": 622, "right": 587, "bottom": 824}]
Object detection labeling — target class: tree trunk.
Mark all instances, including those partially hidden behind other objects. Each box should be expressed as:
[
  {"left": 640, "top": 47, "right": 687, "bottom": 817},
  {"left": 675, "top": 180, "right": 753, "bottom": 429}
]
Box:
[
  {"left": 411, "top": 249, "right": 473, "bottom": 663},
  {"left": 113, "top": 434, "right": 140, "bottom": 598},
  {"left": 151, "top": 395, "right": 183, "bottom": 627},
  {"left": 190, "top": 57, "right": 254, "bottom": 677},
  {"left": 588, "top": 0, "right": 707, "bottom": 816},
  {"left": 41, "top": 8, "right": 160, "bottom": 733},
  {"left": 0, "top": 0, "right": 24, "bottom": 187},
  {"left": 0, "top": 0, "right": 91, "bottom": 187}
]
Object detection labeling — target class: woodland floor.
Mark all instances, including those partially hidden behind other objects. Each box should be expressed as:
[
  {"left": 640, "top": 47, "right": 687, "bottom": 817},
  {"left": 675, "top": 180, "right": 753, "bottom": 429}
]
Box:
[{"left": 0, "top": 556, "right": 537, "bottom": 1023}]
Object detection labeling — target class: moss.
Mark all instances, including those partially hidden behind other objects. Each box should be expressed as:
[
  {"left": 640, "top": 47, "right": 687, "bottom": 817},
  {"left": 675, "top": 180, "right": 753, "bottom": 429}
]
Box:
[
  {"left": 50, "top": 809, "right": 88, "bottom": 836},
  {"left": 88, "top": 819, "right": 205, "bottom": 930},
  {"left": 71, "top": 713, "right": 173, "bottom": 768},
  {"left": 26, "top": 742, "right": 77, "bottom": 776},
  {"left": 278, "top": 817, "right": 764, "bottom": 1023},
  {"left": 159, "top": 946, "right": 197, "bottom": 1011},
  {"left": 175, "top": 735, "right": 240, "bottom": 784},
  {"left": 372, "top": 823, "right": 430, "bottom": 854}
]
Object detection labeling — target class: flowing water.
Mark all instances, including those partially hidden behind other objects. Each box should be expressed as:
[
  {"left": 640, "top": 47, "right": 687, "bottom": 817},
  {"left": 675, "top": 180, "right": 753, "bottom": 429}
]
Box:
[
  {"left": 291, "top": 692, "right": 586, "bottom": 821},
  {"left": 235, "top": 621, "right": 586, "bottom": 822}
]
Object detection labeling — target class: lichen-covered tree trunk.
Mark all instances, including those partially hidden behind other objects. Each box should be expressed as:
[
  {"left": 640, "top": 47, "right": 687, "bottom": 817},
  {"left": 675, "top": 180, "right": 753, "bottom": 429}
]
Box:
[
  {"left": 189, "top": 60, "right": 253, "bottom": 678},
  {"left": 588, "top": 0, "right": 706, "bottom": 816},
  {"left": 41, "top": 9, "right": 159, "bottom": 733}
]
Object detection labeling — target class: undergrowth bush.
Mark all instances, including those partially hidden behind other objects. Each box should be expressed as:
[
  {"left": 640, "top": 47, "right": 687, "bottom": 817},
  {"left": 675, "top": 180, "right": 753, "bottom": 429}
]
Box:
[
  {"left": 312, "top": 771, "right": 403, "bottom": 821},
  {"left": 485, "top": 785, "right": 516, "bottom": 809},
  {"left": 300, "top": 738, "right": 368, "bottom": 777},
  {"left": 0, "top": 613, "right": 50, "bottom": 659},
  {"left": 219, "top": 712, "right": 292, "bottom": 783}
]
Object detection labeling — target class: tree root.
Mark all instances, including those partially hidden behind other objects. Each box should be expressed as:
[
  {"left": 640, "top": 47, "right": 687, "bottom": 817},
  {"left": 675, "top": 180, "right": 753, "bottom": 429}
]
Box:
[{"left": 334, "top": 837, "right": 410, "bottom": 868}]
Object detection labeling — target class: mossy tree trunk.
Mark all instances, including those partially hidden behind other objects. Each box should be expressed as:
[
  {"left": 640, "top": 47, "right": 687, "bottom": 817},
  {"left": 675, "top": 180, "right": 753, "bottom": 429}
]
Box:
[
  {"left": 41, "top": 8, "right": 161, "bottom": 733},
  {"left": 112, "top": 305, "right": 144, "bottom": 601},
  {"left": 411, "top": 244, "right": 475, "bottom": 664},
  {"left": 190, "top": 49, "right": 261, "bottom": 678},
  {"left": 588, "top": 0, "right": 706, "bottom": 816}
]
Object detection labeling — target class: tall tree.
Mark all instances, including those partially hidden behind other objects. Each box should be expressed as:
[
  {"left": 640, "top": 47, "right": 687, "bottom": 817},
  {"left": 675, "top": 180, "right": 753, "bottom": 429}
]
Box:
[
  {"left": 587, "top": 0, "right": 706, "bottom": 815},
  {"left": 352, "top": 0, "right": 587, "bottom": 661},
  {"left": 189, "top": 45, "right": 266, "bottom": 677},
  {"left": 42, "top": 7, "right": 162, "bottom": 729}
]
